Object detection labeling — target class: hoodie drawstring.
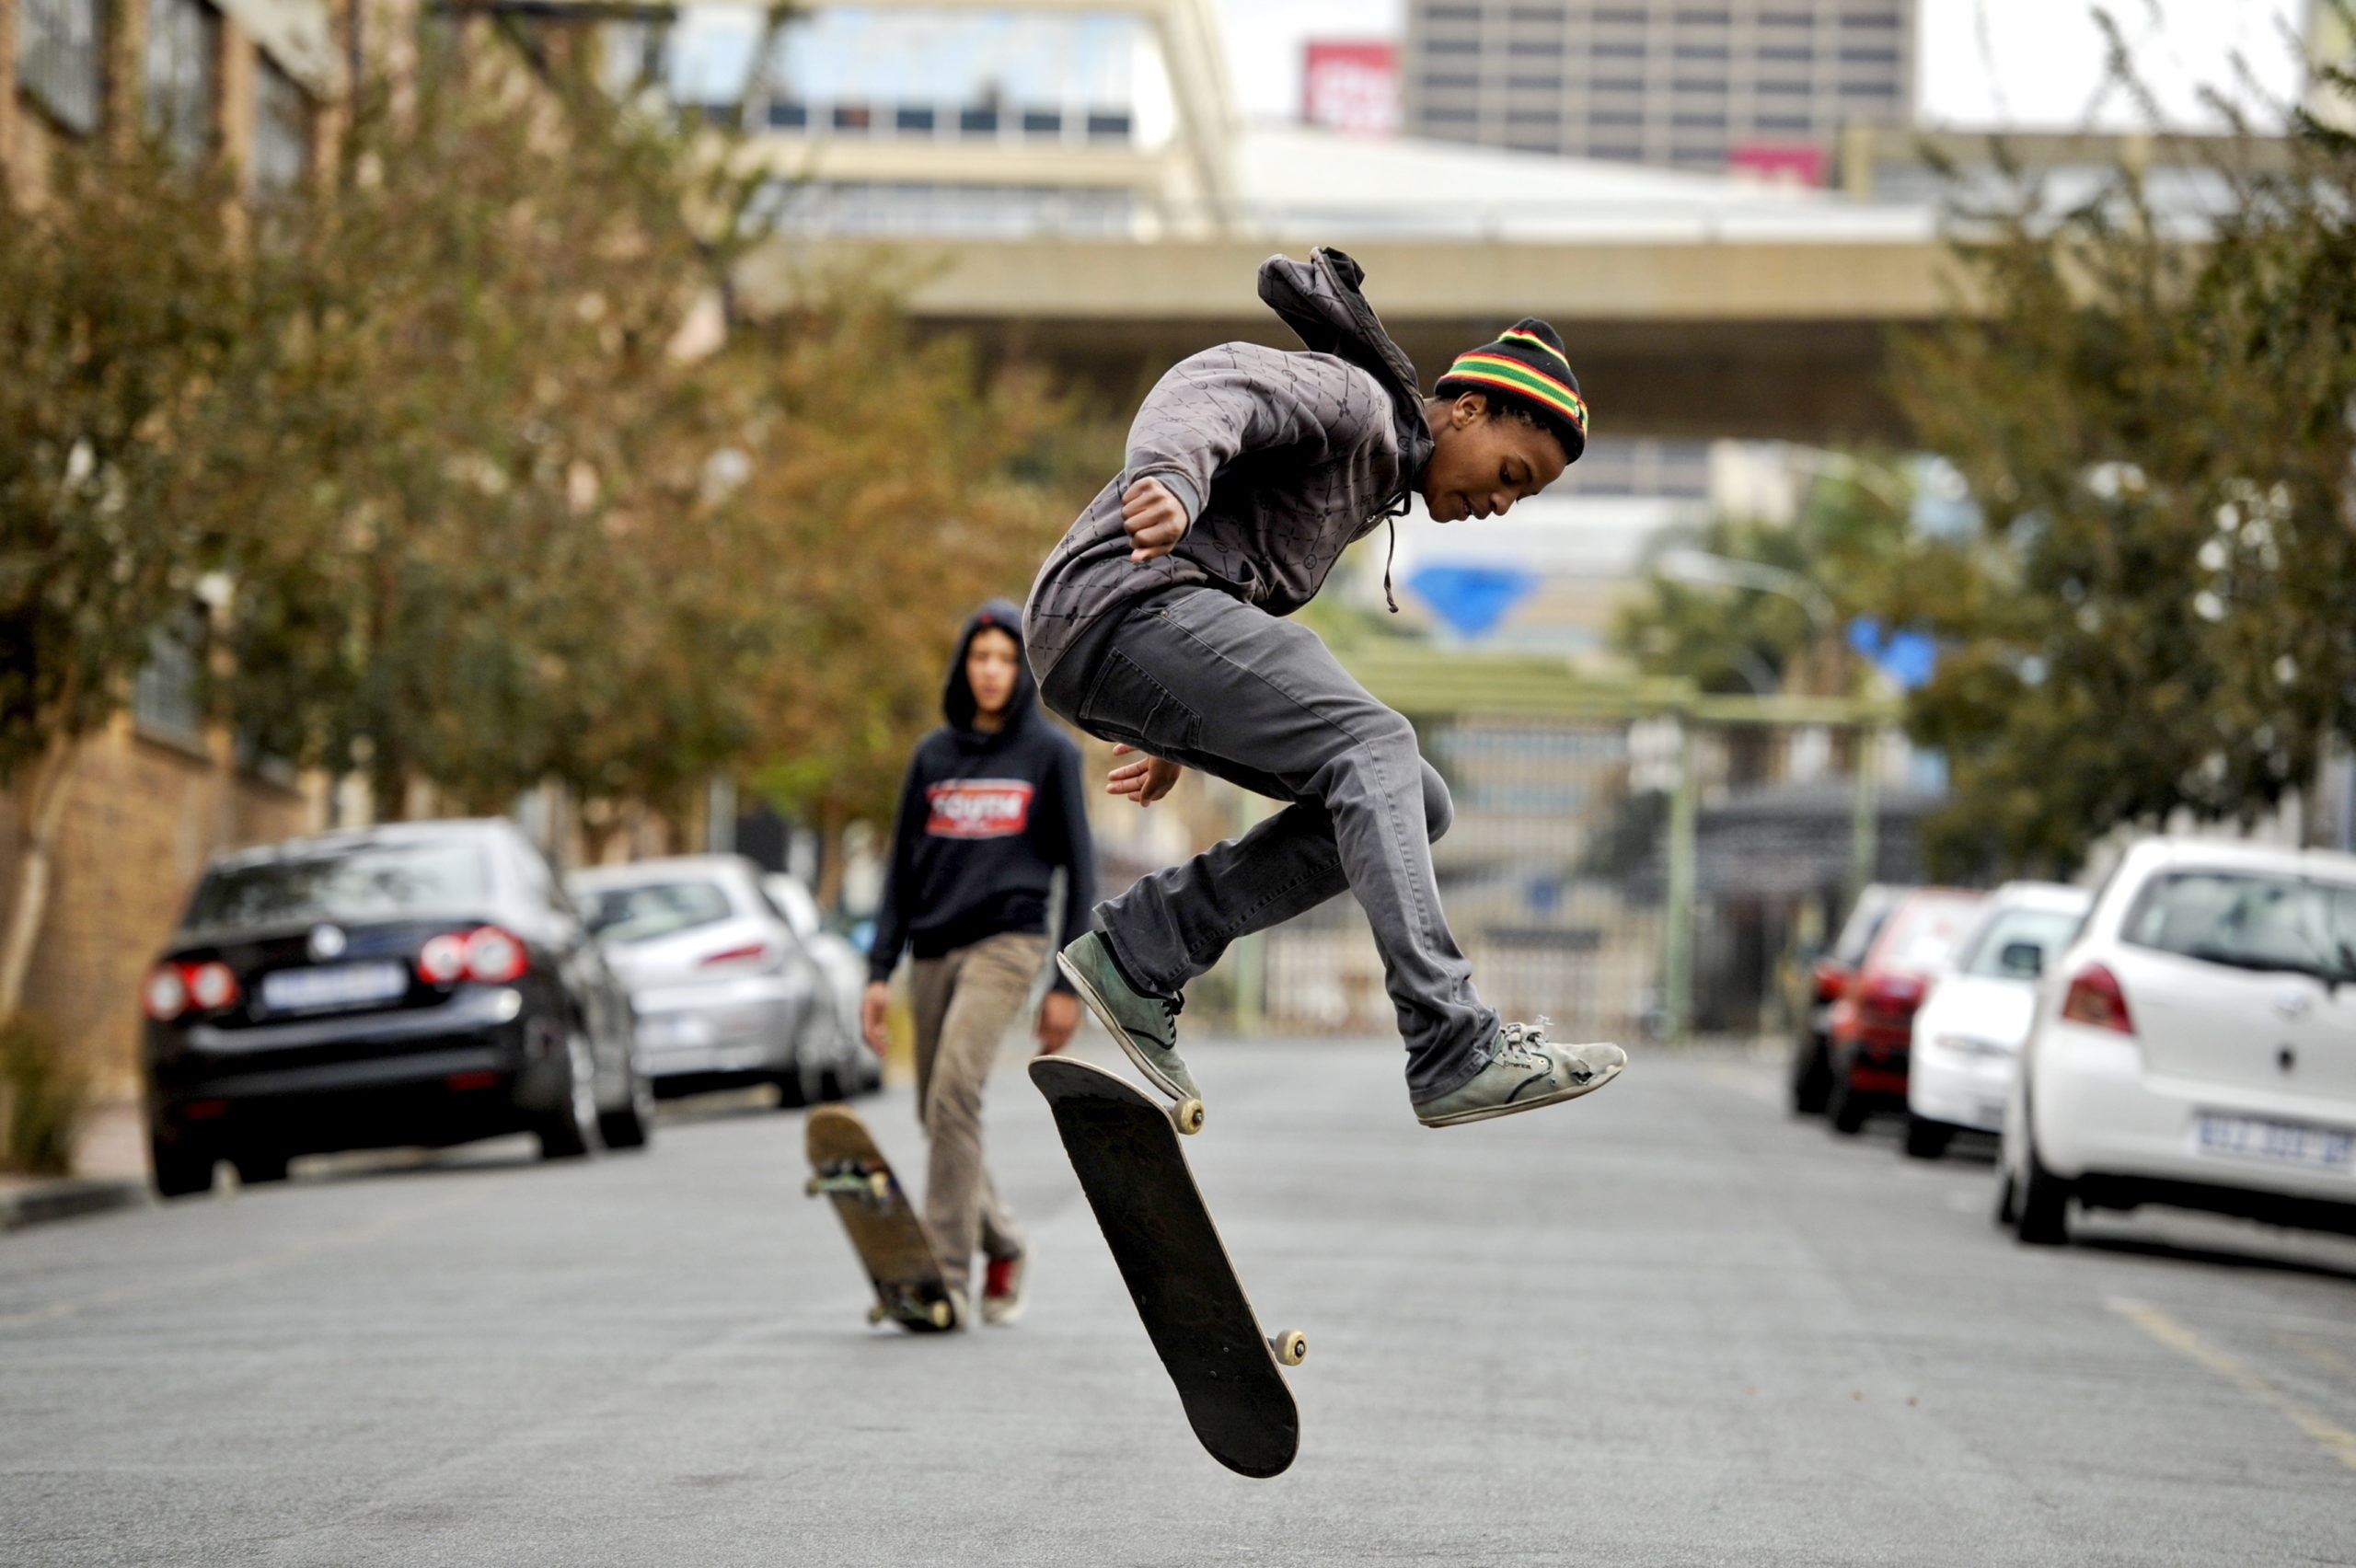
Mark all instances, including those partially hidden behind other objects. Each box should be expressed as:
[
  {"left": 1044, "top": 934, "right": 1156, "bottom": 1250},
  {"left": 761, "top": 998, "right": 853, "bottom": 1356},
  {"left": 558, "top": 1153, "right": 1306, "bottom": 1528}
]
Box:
[{"left": 1373, "top": 487, "right": 1412, "bottom": 614}]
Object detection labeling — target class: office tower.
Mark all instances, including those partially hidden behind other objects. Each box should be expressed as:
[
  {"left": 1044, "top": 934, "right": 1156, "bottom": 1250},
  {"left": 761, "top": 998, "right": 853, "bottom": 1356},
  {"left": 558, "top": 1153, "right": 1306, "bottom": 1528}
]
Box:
[{"left": 1402, "top": 0, "right": 1917, "bottom": 175}]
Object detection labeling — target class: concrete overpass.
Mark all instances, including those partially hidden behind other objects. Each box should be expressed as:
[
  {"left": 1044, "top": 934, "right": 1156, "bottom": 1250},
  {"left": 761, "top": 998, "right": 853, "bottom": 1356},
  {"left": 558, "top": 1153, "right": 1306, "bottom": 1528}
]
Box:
[
  {"left": 743, "top": 226, "right": 1955, "bottom": 443},
  {"left": 710, "top": 0, "right": 1961, "bottom": 442}
]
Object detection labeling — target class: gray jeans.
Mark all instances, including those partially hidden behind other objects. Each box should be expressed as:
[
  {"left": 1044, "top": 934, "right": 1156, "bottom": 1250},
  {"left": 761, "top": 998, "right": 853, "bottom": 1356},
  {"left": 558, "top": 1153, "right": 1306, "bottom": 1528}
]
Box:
[{"left": 1042, "top": 587, "right": 1495, "bottom": 1101}]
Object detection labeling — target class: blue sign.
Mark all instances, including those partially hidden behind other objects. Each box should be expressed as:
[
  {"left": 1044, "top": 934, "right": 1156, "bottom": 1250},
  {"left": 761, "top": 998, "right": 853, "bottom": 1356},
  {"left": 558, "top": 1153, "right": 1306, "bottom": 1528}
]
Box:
[
  {"left": 1847, "top": 617, "right": 1938, "bottom": 690},
  {"left": 1407, "top": 564, "right": 1538, "bottom": 638}
]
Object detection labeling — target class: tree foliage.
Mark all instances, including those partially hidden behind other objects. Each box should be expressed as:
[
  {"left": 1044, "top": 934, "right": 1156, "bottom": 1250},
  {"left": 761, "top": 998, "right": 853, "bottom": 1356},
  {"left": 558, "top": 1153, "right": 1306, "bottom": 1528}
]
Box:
[{"left": 1893, "top": 76, "right": 2356, "bottom": 875}]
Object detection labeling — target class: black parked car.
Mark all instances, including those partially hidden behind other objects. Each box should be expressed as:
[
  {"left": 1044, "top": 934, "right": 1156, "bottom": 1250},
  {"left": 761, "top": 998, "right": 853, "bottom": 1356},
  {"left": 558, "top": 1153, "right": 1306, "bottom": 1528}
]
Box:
[{"left": 142, "top": 819, "right": 651, "bottom": 1197}]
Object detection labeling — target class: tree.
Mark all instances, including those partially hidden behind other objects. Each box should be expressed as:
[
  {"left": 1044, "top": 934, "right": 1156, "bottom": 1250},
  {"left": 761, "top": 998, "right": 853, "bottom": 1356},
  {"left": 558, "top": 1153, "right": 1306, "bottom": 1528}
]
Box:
[
  {"left": 1892, "top": 70, "right": 2356, "bottom": 876},
  {"left": 0, "top": 143, "right": 261, "bottom": 1016}
]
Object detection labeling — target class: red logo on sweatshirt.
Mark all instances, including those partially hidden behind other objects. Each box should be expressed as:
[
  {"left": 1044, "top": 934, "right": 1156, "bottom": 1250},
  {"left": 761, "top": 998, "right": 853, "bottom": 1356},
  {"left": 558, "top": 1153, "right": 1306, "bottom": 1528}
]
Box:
[{"left": 925, "top": 779, "right": 1034, "bottom": 839}]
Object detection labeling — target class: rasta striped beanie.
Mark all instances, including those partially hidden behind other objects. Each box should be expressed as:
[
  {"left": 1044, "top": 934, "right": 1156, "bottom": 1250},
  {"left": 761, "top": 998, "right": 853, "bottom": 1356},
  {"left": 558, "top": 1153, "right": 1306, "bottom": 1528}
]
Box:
[{"left": 1433, "top": 318, "right": 1588, "bottom": 464}]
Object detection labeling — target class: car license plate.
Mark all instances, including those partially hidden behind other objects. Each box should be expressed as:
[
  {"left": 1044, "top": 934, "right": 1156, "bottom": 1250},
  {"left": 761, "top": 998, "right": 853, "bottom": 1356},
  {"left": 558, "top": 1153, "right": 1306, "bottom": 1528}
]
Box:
[
  {"left": 2194, "top": 1113, "right": 2355, "bottom": 1174},
  {"left": 260, "top": 962, "right": 409, "bottom": 1014}
]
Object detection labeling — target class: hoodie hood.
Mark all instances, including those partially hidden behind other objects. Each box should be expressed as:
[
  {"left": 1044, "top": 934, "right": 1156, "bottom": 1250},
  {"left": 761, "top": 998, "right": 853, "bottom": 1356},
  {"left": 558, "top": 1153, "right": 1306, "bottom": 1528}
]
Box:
[
  {"left": 942, "top": 598, "right": 1036, "bottom": 737},
  {"left": 1257, "top": 248, "right": 1436, "bottom": 485}
]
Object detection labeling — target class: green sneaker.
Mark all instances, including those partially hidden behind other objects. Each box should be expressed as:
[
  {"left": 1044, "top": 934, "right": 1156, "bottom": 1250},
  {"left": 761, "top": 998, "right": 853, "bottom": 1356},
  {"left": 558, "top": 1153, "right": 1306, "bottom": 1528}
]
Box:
[
  {"left": 1057, "top": 932, "right": 1200, "bottom": 1109},
  {"left": 1414, "top": 1020, "right": 1625, "bottom": 1128}
]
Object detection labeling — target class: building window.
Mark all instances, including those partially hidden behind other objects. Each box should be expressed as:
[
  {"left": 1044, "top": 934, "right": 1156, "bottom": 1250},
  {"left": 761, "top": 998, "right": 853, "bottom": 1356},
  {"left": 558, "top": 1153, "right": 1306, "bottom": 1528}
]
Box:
[
  {"left": 832, "top": 102, "right": 872, "bottom": 130},
  {"left": 145, "top": 0, "right": 219, "bottom": 162},
  {"left": 133, "top": 606, "right": 208, "bottom": 749},
  {"left": 18, "top": 0, "right": 105, "bottom": 134},
  {"left": 1755, "top": 113, "right": 1812, "bottom": 130},
  {"left": 768, "top": 100, "right": 808, "bottom": 129},
  {"left": 1507, "top": 107, "right": 1561, "bottom": 123},
  {"left": 1761, "top": 44, "right": 1814, "bottom": 61},
  {"left": 1761, "top": 11, "right": 1815, "bottom": 26},
  {"left": 1589, "top": 76, "right": 1644, "bottom": 93},
  {"left": 895, "top": 105, "right": 934, "bottom": 133},
  {"left": 1758, "top": 77, "right": 1812, "bottom": 94},
  {"left": 1086, "top": 110, "right": 1132, "bottom": 140},
  {"left": 1021, "top": 108, "right": 1061, "bottom": 135},
  {"left": 1840, "top": 47, "right": 1900, "bottom": 63},
  {"left": 251, "top": 58, "right": 312, "bottom": 192},
  {"left": 1841, "top": 11, "right": 1901, "bottom": 27},
  {"left": 1426, "top": 38, "right": 1481, "bottom": 53},
  {"left": 1593, "top": 41, "right": 1646, "bottom": 57},
  {"left": 1836, "top": 79, "right": 1898, "bottom": 97},
  {"left": 959, "top": 106, "right": 999, "bottom": 134},
  {"left": 1425, "top": 72, "right": 1478, "bottom": 89},
  {"left": 1508, "top": 75, "right": 1563, "bottom": 91}
]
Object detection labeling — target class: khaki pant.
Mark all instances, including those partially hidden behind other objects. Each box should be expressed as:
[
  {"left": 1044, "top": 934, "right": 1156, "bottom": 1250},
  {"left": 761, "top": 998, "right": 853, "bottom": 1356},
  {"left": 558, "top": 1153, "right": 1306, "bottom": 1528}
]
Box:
[{"left": 909, "top": 931, "right": 1044, "bottom": 1297}]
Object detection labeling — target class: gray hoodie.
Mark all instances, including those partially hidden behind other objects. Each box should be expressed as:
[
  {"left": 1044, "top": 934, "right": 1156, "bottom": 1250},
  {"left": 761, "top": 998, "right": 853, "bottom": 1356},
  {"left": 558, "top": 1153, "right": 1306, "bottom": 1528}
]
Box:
[{"left": 1022, "top": 248, "right": 1434, "bottom": 683}]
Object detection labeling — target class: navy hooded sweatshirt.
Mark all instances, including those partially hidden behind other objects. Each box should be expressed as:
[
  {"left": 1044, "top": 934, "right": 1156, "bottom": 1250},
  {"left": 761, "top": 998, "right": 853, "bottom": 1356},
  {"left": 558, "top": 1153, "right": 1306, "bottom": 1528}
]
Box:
[{"left": 867, "top": 600, "right": 1094, "bottom": 991}]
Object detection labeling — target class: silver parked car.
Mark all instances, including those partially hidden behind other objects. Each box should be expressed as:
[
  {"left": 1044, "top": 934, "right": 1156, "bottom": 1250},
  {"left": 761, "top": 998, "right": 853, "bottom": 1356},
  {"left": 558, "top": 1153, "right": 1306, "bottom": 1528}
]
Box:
[
  {"left": 569, "top": 855, "right": 864, "bottom": 1106},
  {"left": 764, "top": 872, "right": 881, "bottom": 1097}
]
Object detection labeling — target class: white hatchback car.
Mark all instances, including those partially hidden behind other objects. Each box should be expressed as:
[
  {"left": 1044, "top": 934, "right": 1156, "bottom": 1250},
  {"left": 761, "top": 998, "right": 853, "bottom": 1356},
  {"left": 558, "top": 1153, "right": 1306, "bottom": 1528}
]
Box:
[
  {"left": 1903, "top": 881, "right": 2091, "bottom": 1159},
  {"left": 571, "top": 856, "right": 863, "bottom": 1106},
  {"left": 2002, "top": 838, "right": 2356, "bottom": 1245}
]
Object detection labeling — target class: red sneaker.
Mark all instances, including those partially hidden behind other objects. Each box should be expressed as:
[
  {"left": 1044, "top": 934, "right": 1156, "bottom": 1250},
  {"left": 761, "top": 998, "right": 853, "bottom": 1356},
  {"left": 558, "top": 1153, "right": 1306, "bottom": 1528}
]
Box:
[{"left": 981, "top": 1251, "right": 1027, "bottom": 1326}]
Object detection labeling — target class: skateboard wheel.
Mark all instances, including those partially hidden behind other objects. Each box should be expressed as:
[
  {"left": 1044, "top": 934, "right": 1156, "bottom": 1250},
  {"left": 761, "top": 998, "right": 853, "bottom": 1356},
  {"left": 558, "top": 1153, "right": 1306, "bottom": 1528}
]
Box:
[
  {"left": 868, "top": 1172, "right": 892, "bottom": 1200},
  {"left": 867, "top": 1304, "right": 888, "bottom": 1326},
  {"left": 1172, "top": 1098, "right": 1206, "bottom": 1136},
  {"left": 1269, "top": 1330, "right": 1307, "bottom": 1366},
  {"left": 928, "top": 1301, "right": 952, "bottom": 1330},
  {"left": 804, "top": 1176, "right": 822, "bottom": 1198}
]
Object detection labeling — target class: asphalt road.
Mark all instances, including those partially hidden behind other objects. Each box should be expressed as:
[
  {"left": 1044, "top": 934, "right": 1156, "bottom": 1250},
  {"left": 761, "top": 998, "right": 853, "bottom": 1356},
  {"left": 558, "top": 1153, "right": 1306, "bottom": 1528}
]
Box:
[{"left": 4, "top": 1038, "right": 2353, "bottom": 1567}]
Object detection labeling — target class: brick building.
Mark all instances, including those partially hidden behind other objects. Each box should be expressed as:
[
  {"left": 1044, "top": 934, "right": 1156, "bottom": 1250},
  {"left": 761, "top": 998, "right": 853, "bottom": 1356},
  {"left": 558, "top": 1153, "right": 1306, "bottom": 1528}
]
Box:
[{"left": 3, "top": 0, "right": 341, "bottom": 1096}]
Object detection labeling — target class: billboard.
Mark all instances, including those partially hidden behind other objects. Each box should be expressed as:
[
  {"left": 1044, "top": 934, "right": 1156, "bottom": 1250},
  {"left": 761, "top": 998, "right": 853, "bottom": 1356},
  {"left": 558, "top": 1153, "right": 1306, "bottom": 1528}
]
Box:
[{"left": 1302, "top": 40, "right": 1400, "bottom": 138}]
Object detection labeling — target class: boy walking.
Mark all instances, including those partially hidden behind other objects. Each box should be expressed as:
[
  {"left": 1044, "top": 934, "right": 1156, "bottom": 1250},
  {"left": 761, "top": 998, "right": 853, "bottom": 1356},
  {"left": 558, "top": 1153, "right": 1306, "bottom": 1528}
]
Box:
[
  {"left": 862, "top": 601, "right": 1093, "bottom": 1327},
  {"left": 1025, "top": 248, "right": 1625, "bottom": 1127}
]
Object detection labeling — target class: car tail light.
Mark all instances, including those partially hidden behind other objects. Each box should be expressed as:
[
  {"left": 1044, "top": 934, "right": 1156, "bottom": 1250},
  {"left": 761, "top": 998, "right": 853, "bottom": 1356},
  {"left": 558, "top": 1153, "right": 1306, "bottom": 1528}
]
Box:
[
  {"left": 415, "top": 926, "right": 529, "bottom": 986},
  {"left": 461, "top": 926, "right": 528, "bottom": 984},
  {"left": 2061, "top": 963, "right": 2134, "bottom": 1034},
  {"left": 1812, "top": 961, "right": 1845, "bottom": 1002},
  {"left": 185, "top": 962, "right": 240, "bottom": 1011},
  {"left": 142, "top": 964, "right": 190, "bottom": 1020},
  {"left": 417, "top": 933, "right": 468, "bottom": 985},
  {"left": 699, "top": 941, "right": 772, "bottom": 969}
]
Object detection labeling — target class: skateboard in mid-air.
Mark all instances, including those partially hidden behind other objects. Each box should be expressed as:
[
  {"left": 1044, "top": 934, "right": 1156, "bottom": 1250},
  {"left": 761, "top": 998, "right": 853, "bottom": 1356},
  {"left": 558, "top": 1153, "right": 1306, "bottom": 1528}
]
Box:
[
  {"left": 803, "top": 1104, "right": 959, "bottom": 1332},
  {"left": 1029, "top": 1055, "right": 1304, "bottom": 1478}
]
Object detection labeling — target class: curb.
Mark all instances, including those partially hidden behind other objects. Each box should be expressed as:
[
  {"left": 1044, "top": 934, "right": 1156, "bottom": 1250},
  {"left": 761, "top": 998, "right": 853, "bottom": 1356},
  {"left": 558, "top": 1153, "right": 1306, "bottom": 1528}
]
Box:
[{"left": 0, "top": 1177, "right": 150, "bottom": 1234}]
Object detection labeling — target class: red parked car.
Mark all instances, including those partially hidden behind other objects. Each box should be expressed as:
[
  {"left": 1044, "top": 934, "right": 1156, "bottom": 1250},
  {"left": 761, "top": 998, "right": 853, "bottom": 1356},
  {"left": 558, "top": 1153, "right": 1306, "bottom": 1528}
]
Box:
[
  {"left": 1789, "top": 883, "right": 1905, "bottom": 1114},
  {"left": 1824, "top": 887, "right": 1985, "bottom": 1134}
]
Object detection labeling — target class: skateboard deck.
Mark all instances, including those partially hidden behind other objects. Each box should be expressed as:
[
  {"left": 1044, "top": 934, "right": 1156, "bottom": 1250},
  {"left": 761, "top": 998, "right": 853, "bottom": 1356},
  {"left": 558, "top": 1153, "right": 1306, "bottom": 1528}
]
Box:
[
  {"left": 803, "top": 1104, "right": 958, "bottom": 1332},
  {"left": 1029, "top": 1055, "right": 1302, "bottom": 1479}
]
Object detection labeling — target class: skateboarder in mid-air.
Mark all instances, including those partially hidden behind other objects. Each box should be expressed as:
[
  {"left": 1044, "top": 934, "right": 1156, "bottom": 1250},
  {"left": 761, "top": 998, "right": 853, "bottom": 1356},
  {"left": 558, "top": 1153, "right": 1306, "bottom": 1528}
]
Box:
[
  {"left": 1025, "top": 248, "right": 1626, "bottom": 1128},
  {"left": 862, "top": 602, "right": 1095, "bottom": 1327}
]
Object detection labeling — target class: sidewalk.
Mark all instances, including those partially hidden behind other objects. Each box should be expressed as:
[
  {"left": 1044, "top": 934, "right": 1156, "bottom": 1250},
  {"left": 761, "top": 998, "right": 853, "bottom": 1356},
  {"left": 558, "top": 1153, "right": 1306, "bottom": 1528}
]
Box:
[{"left": 0, "top": 1097, "right": 148, "bottom": 1232}]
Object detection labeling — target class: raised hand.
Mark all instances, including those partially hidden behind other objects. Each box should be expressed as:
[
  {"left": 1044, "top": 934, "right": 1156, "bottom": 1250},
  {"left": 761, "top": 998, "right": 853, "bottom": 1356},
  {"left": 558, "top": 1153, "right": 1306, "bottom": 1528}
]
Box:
[{"left": 1120, "top": 477, "right": 1189, "bottom": 563}]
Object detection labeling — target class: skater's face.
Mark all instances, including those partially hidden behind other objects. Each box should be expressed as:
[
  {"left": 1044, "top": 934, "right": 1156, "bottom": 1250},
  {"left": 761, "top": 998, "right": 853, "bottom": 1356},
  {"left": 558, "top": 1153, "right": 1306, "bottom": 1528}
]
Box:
[
  {"left": 964, "top": 627, "right": 1022, "bottom": 726},
  {"left": 1419, "top": 392, "right": 1568, "bottom": 524}
]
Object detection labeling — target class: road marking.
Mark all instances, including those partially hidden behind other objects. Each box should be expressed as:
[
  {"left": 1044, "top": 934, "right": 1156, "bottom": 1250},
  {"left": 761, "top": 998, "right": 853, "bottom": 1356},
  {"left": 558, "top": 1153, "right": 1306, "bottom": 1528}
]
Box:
[
  {"left": 2110, "top": 1297, "right": 2356, "bottom": 1473},
  {"left": 2278, "top": 1335, "right": 2353, "bottom": 1378}
]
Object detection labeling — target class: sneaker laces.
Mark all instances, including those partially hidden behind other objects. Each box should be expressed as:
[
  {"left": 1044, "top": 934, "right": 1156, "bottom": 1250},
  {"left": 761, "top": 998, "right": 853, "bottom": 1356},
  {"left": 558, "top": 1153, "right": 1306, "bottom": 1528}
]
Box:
[
  {"left": 1491, "top": 1017, "right": 1595, "bottom": 1082},
  {"left": 1491, "top": 1017, "right": 1552, "bottom": 1066}
]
